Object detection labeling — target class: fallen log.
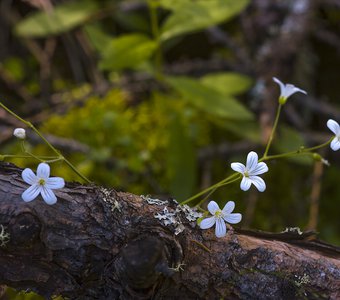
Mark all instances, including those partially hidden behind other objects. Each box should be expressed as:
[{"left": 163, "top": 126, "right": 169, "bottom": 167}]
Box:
[{"left": 0, "top": 162, "right": 339, "bottom": 299}]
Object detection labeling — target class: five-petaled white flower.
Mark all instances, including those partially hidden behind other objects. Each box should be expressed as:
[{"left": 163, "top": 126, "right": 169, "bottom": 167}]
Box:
[
  {"left": 327, "top": 119, "right": 340, "bottom": 151},
  {"left": 199, "top": 200, "right": 242, "bottom": 238},
  {"left": 13, "top": 128, "right": 26, "bottom": 139},
  {"left": 273, "top": 77, "right": 307, "bottom": 104},
  {"left": 21, "top": 163, "right": 65, "bottom": 205},
  {"left": 231, "top": 151, "right": 268, "bottom": 192}
]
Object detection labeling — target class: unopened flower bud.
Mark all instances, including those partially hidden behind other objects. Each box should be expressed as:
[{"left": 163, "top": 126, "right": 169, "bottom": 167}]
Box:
[
  {"left": 312, "top": 153, "right": 322, "bottom": 161},
  {"left": 13, "top": 128, "right": 26, "bottom": 139}
]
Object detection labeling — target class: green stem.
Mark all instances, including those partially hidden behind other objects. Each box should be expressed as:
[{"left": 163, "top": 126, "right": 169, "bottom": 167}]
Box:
[
  {"left": 195, "top": 175, "right": 241, "bottom": 207},
  {"left": 263, "top": 104, "right": 282, "bottom": 158},
  {"left": 260, "top": 138, "right": 332, "bottom": 162},
  {"left": 2, "top": 154, "right": 58, "bottom": 159},
  {"left": 0, "top": 101, "right": 91, "bottom": 183},
  {"left": 181, "top": 173, "right": 239, "bottom": 205},
  {"left": 148, "top": 0, "right": 163, "bottom": 79}
]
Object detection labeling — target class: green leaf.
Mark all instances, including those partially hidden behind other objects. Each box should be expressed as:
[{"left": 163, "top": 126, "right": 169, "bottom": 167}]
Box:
[
  {"left": 99, "top": 34, "right": 157, "bottom": 71},
  {"left": 84, "top": 24, "right": 111, "bottom": 52},
  {"left": 15, "top": 0, "right": 100, "bottom": 37},
  {"left": 167, "top": 115, "right": 197, "bottom": 200},
  {"left": 216, "top": 119, "right": 261, "bottom": 142},
  {"left": 166, "top": 76, "right": 253, "bottom": 120},
  {"left": 158, "top": 0, "right": 186, "bottom": 11},
  {"left": 160, "top": 0, "right": 249, "bottom": 41},
  {"left": 200, "top": 72, "right": 253, "bottom": 95},
  {"left": 274, "top": 126, "right": 312, "bottom": 165}
]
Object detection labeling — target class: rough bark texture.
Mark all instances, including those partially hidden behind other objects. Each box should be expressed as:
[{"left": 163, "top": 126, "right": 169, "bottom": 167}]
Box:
[{"left": 0, "top": 162, "right": 339, "bottom": 300}]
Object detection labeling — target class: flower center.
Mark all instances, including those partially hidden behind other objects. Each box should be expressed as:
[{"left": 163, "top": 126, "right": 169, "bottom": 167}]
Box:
[
  {"left": 38, "top": 178, "right": 45, "bottom": 186},
  {"left": 244, "top": 170, "right": 249, "bottom": 177},
  {"left": 214, "top": 209, "right": 223, "bottom": 218}
]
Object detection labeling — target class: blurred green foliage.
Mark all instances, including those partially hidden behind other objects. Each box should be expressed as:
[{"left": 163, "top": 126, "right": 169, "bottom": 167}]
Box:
[{"left": 1, "top": 0, "right": 340, "bottom": 298}]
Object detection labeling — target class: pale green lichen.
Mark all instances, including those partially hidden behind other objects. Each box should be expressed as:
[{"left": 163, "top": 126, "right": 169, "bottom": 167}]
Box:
[
  {"left": 100, "top": 187, "right": 121, "bottom": 212},
  {"left": 144, "top": 196, "right": 202, "bottom": 235},
  {"left": 294, "top": 274, "right": 311, "bottom": 287},
  {"left": 0, "top": 225, "right": 10, "bottom": 247}
]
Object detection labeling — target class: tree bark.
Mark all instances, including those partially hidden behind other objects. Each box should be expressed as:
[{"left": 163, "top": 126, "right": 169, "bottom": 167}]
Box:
[{"left": 0, "top": 162, "right": 339, "bottom": 300}]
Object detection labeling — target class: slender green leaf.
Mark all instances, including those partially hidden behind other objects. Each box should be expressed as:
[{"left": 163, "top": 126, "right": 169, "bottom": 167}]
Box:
[
  {"left": 160, "top": 0, "right": 249, "bottom": 41},
  {"left": 200, "top": 72, "right": 253, "bottom": 95},
  {"left": 167, "top": 115, "right": 197, "bottom": 200},
  {"left": 99, "top": 34, "right": 157, "bottom": 71},
  {"left": 166, "top": 76, "right": 254, "bottom": 120},
  {"left": 15, "top": 0, "right": 100, "bottom": 37},
  {"left": 84, "top": 24, "right": 111, "bottom": 52}
]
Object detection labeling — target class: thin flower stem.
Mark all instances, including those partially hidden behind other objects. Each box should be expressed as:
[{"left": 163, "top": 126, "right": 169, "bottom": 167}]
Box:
[
  {"left": 0, "top": 101, "right": 91, "bottom": 183},
  {"left": 195, "top": 175, "right": 241, "bottom": 208},
  {"left": 21, "top": 141, "right": 45, "bottom": 162},
  {"left": 2, "top": 154, "right": 57, "bottom": 159},
  {"left": 260, "top": 138, "right": 332, "bottom": 162},
  {"left": 181, "top": 173, "right": 239, "bottom": 205},
  {"left": 263, "top": 104, "right": 282, "bottom": 158}
]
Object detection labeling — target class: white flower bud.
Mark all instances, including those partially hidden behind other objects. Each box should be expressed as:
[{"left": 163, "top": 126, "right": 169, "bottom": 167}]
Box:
[{"left": 13, "top": 128, "right": 26, "bottom": 139}]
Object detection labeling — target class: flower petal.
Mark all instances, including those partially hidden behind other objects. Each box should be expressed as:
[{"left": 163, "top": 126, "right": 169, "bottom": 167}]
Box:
[
  {"left": 249, "top": 176, "right": 266, "bottom": 192},
  {"left": 22, "top": 184, "right": 41, "bottom": 202},
  {"left": 330, "top": 138, "right": 340, "bottom": 151},
  {"left": 222, "top": 201, "right": 235, "bottom": 215},
  {"left": 284, "top": 85, "right": 307, "bottom": 98},
  {"left": 46, "top": 177, "right": 65, "bottom": 189},
  {"left": 224, "top": 213, "right": 242, "bottom": 224},
  {"left": 40, "top": 187, "right": 57, "bottom": 205},
  {"left": 22, "top": 168, "right": 37, "bottom": 185},
  {"left": 273, "top": 77, "right": 284, "bottom": 94},
  {"left": 199, "top": 216, "right": 216, "bottom": 229},
  {"left": 327, "top": 119, "right": 340, "bottom": 135},
  {"left": 37, "top": 163, "right": 50, "bottom": 179},
  {"left": 230, "top": 162, "right": 245, "bottom": 174},
  {"left": 207, "top": 201, "right": 220, "bottom": 215},
  {"left": 293, "top": 87, "right": 307, "bottom": 95},
  {"left": 240, "top": 176, "right": 252, "bottom": 191},
  {"left": 246, "top": 151, "right": 258, "bottom": 172},
  {"left": 215, "top": 218, "right": 226, "bottom": 238},
  {"left": 251, "top": 162, "right": 268, "bottom": 176}
]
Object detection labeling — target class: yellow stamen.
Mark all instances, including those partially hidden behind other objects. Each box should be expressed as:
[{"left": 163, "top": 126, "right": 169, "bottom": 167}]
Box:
[
  {"left": 38, "top": 178, "right": 45, "bottom": 185},
  {"left": 214, "top": 210, "right": 222, "bottom": 218}
]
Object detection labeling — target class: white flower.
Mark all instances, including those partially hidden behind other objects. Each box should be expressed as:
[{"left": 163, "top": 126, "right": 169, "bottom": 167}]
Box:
[
  {"left": 273, "top": 77, "right": 307, "bottom": 104},
  {"left": 327, "top": 119, "right": 340, "bottom": 151},
  {"left": 199, "top": 201, "right": 242, "bottom": 238},
  {"left": 13, "top": 128, "right": 26, "bottom": 139},
  {"left": 231, "top": 151, "right": 268, "bottom": 192},
  {"left": 21, "top": 163, "right": 65, "bottom": 205}
]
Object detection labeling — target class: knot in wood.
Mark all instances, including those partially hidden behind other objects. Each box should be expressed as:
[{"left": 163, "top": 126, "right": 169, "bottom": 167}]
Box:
[
  {"left": 115, "top": 235, "right": 169, "bottom": 290},
  {"left": 10, "top": 213, "right": 41, "bottom": 246}
]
